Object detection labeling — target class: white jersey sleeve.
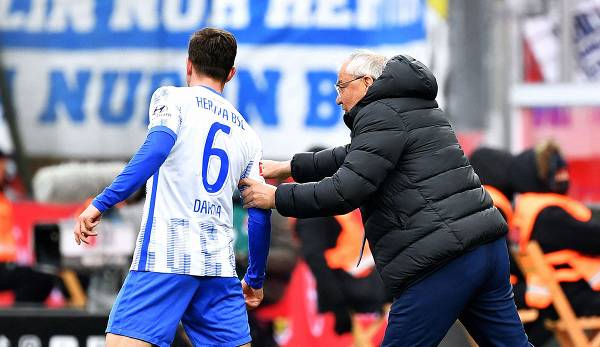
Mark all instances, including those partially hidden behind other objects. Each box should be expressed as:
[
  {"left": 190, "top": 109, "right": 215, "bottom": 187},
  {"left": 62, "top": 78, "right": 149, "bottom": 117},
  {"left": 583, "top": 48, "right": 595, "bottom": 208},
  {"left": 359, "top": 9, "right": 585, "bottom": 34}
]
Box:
[
  {"left": 241, "top": 138, "right": 266, "bottom": 184},
  {"left": 148, "top": 86, "right": 182, "bottom": 137}
]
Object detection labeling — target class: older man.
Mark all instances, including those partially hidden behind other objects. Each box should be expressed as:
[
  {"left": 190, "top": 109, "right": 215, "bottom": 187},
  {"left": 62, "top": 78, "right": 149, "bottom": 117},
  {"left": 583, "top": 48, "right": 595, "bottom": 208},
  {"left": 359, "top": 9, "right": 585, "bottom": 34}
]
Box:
[{"left": 240, "top": 50, "right": 530, "bottom": 346}]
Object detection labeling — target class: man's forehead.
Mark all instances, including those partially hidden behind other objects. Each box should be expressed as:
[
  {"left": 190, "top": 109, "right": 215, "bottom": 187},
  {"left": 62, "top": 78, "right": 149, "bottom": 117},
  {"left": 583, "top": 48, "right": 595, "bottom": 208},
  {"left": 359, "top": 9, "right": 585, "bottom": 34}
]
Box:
[{"left": 338, "top": 61, "right": 350, "bottom": 76}]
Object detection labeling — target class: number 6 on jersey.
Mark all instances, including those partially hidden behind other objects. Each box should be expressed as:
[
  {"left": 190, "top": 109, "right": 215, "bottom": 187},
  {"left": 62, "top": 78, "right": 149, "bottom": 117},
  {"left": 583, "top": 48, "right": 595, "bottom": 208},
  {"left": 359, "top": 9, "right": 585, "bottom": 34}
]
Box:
[{"left": 202, "top": 122, "right": 231, "bottom": 193}]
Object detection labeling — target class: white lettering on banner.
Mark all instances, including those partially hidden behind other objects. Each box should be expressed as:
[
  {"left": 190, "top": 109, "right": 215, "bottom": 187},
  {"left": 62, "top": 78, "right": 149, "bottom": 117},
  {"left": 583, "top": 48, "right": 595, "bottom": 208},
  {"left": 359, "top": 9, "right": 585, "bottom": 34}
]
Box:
[
  {"left": 265, "top": 0, "right": 421, "bottom": 29},
  {"left": 315, "top": 0, "right": 352, "bottom": 28},
  {"left": 109, "top": 0, "right": 159, "bottom": 31},
  {"left": 355, "top": 0, "right": 383, "bottom": 29},
  {"left": 265, "top": 0, "right": 313, "bottom": 28},
  {"left": 209, "top": 0, "right": 250, "bottom": 29},
  {"left": 0, "top": 0, "right": 24, "bottom": 30},
  {"left": 47, "top": 0, "right": 94, "bottom": 33},
  {"left": 0, "top": 335, "right": 9, "bottom": 347},
  {"left": 164, "top": 0, "right": 206, "bottom": 32},
  {"left": 0, "top": 0, "right": 48, "bottom": 31},
  {"left": 49, "top": 336, "right": 77, "bottom": 347},
  {"left": 25, "top": 0, "right": 47, "bottom": 32}
]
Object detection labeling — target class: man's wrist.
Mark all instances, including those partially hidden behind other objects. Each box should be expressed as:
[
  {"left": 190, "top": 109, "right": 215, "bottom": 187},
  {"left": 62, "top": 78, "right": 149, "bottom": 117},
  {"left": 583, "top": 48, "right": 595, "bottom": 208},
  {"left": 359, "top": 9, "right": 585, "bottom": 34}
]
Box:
[{"left": 279, "top": 161, "right": 292, "bottom": 179}]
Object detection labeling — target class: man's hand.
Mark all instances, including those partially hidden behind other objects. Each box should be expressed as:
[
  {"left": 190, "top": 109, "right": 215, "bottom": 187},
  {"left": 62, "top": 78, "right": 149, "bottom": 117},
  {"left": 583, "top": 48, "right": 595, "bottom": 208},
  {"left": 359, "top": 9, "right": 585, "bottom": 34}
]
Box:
[
  {"left": 239, "top": 178, "right": 277, "bottom": 209},
  {"left": 74, "top": 204, "right": 102, "bottom": 245},
  {"left": 241, "top": 279, "right": 264, "bottom": 310},
  {"left": 260, "top": 160, "right": 291, "bottom": 180}
]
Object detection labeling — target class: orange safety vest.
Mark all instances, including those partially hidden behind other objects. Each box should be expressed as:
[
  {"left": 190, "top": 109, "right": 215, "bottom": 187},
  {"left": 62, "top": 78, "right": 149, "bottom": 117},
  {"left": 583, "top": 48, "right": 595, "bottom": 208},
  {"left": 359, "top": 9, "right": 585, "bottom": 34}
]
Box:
[
  {"left": 483, "top": 186, "right": 518, "bottom": 285},
  {"left": 513, "top": 193, "right": 600, "bottom": 309},
  {"left": 0, "top": 192, "right": 16, "bottom": 263},
  {"left": 324, "top": 210, "right": 374, "bottom": 278},
  {"left": 483, "top": 185, "right": 514, "bottom": 228}
]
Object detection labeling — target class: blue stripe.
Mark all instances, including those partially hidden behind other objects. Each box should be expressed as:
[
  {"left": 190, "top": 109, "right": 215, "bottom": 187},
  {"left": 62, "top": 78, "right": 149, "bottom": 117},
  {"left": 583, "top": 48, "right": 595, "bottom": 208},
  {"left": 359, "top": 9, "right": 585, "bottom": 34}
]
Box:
[
  {"left": 148, "top": 125, "right": 177, "bottom": 142},
  {"left": 138, "top": 171, "right": 159, "bottom": 271},
  {"left": 201, "top": 85, "right": 223, "bottom": 97}
]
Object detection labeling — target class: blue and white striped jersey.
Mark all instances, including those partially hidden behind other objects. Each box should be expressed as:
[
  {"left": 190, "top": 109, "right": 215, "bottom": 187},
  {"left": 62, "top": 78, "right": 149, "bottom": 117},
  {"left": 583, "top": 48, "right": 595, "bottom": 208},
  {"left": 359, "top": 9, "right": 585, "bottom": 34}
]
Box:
[{"left": 130, "top": 85, "right": 264, "bottom": 277}]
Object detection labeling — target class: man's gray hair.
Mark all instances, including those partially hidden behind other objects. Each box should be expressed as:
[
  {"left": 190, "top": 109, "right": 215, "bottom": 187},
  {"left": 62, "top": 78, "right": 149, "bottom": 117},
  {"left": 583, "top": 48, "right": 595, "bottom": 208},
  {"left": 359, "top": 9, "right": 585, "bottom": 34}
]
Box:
[{"left": 344, "top": 49, "right": 388, "bottom": 79}]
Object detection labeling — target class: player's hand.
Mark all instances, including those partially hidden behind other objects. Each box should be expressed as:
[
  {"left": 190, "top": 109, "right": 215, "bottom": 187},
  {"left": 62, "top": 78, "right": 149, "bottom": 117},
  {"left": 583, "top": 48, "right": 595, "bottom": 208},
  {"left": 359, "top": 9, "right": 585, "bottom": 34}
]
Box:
[
  {"left": 74, "top": 204, "right": 102, "bottom": 245},
  {"left": 239, "top": 178, "right": 276, "bottom": 209},
  {"left": 260, "top": 160, "right": 291, "bottom": 180},
  {"left": 241, "top": 279, "right": 264, "bottom": 310}
]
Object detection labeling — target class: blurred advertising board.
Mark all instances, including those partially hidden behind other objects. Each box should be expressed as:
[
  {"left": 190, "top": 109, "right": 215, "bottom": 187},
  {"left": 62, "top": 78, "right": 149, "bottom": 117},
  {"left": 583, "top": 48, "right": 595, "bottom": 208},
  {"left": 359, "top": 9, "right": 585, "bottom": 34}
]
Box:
[
  {"left": 520, "top": 0, "right": 600, "bottom": 203},
  {"left": 523, "top": 0, "right": 600, "bottom": 81},
  {"left": 0, "top": 0, "right": 432, "bottom": 159},
  {"left": 0, "top": 309, "right": 189, "bottom": 346}
]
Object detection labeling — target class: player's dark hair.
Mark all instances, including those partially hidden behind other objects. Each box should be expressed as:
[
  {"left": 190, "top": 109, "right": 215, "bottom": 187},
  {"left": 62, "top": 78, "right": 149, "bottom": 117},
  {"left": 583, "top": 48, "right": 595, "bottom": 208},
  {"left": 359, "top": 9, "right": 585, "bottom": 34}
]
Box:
[{"left": 188, "top": 28, "right": 237, "bottom": 83}]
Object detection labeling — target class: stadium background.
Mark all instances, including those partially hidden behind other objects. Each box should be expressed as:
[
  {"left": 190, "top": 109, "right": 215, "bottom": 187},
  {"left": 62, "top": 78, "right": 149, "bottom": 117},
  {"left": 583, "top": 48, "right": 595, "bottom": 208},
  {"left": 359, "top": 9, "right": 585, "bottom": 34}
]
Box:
[{"left": 0, "top": 0, "right": 599, "bottom": 346}]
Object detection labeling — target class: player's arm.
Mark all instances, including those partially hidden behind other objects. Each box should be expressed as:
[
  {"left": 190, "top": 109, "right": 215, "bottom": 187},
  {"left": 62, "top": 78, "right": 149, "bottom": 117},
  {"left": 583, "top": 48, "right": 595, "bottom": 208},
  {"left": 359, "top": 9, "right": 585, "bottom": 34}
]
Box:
[
  {"left": 242, "top": 207, "right": 271, "bottom": 306},
  {"left": 74, "top": 87, "right": 180, "bottom": 245},
  {"left": 240, "top": 147, "right": 272, "bottom": 309}
]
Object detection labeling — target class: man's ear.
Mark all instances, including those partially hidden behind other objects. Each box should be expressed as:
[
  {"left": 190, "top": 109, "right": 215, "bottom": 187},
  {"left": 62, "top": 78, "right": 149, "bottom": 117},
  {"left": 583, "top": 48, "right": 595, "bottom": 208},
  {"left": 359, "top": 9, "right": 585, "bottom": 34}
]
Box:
[
  {"left": 364, "top": 76, "right": 374, "bottom": 88},
  {"left": 225, "top": 67, "right": 236, "bottom": 83},
  {"left": 186, "top": 59, "right": 193, "bottom": 77}
]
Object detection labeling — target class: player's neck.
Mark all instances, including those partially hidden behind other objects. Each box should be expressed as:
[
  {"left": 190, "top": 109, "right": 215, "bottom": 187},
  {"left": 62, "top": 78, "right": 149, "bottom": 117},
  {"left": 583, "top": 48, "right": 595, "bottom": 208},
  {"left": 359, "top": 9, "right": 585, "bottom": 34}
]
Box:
[{"left": 188, "top": 75, "right": 225, "bottom": 94}]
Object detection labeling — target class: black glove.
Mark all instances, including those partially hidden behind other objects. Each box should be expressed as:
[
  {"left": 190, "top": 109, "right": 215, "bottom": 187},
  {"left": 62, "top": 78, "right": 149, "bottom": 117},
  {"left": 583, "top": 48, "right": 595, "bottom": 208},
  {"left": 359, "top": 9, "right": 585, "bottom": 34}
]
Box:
[{"left": 333, "top": 307, "right": 352, "bottom": 335}]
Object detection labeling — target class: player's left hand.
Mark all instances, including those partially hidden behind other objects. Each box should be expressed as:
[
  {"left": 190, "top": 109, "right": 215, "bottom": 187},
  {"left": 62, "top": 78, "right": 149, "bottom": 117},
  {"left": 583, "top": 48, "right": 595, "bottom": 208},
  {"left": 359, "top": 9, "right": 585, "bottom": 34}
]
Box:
[
  {"left": 241, "top": 279, "right": 264, "bottom": 310},
  {"left": 74, "top": 204, "right": 102, "bottom": 245},
  {"left": 239, "top": 178, "right": 276, "bottom": 209}
]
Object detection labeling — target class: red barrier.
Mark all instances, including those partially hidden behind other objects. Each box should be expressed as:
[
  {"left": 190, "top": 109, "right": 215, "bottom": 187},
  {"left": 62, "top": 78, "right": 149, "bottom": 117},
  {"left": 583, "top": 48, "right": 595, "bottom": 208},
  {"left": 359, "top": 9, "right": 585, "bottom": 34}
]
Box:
[{"left": 257, "top": 261, "right": 387, "bottom": 346}]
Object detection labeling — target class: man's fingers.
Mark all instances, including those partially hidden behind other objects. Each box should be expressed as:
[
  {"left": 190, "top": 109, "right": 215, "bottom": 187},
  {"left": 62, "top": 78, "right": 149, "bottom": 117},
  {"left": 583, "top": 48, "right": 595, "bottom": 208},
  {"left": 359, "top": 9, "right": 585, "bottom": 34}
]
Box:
[
  {"left": 74, "top": 224, "right": 81, "bottom": 245},
  {"left": 79, "top": 222, "right": 91, "bottom": 244},
  {"left": 239, "top": 177, "right": 258, "bottom": 188},
  {"left": 243, "top": 198, "right": 255, "bottom": 209},
  {"left": 83, "top": 219, "right": 99, "bottom": 235},
  {"left": 240, "top": 188, "right": 251, "bottom": 199},
  {"left": 245, "top": 297, "right": 260, "bottom": 310},
  {"left": 83, "top": 219, "right": 96, "bottom": 231}
]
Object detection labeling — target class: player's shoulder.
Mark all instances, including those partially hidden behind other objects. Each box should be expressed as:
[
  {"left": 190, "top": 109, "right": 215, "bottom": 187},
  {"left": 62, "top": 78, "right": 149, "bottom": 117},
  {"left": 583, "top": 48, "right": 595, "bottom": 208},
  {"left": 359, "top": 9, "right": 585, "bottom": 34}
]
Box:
[
  {"left": 151, "top": 86, "right": 191, "bottom": 102},
  {"left": 242, "top": 124, "right": 262, "bottom": 151}
]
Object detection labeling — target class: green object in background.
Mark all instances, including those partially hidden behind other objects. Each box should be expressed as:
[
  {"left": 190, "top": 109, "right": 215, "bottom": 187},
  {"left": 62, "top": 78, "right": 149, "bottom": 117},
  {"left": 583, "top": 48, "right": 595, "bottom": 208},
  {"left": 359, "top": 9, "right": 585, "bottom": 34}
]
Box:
[{"left": 233, "top": 203, "right": 248, "bottom": 255}]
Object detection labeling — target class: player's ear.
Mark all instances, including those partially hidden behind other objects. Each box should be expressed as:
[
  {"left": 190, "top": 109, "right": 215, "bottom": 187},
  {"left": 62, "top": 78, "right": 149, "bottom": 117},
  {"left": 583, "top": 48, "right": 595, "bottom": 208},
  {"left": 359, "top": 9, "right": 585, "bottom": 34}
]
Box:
[
  {"left": 186, "top": 59, "right": 193, "bottom": 78},
  {"left": 225, "top": 66, "right": 236, "bottom": 83}
]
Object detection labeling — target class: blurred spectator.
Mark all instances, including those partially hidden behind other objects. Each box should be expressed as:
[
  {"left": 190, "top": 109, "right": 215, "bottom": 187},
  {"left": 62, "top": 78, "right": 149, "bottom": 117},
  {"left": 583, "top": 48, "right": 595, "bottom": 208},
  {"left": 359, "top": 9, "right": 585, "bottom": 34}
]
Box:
[
  {"left": 33, "top": 162, "right": 126, "bottom": 204},
  {"left": 234, "top": 191, "right": 299, "bottom": 347},
  {"left": 0, "top": 150, "right": 16, "bottom": 264},
  {"left": 291, "top": 145, "right": 387, "bottom": 336},
  {"left": 295, "top": 210, "right": 388, "bottom": 335},
  {"left": 0, "top": 150, "right": 55, "bottom": 304},
  {"left": 471, "top": 141, "right": 600, "bottom": 345}
]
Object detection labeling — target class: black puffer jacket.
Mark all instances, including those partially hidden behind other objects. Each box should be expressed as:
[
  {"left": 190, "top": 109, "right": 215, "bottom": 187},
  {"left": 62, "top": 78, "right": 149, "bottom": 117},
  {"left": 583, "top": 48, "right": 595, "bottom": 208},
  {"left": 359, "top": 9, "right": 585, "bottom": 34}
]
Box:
[{"left": 275, "top": 55, "right": 507, "bottom": 297}]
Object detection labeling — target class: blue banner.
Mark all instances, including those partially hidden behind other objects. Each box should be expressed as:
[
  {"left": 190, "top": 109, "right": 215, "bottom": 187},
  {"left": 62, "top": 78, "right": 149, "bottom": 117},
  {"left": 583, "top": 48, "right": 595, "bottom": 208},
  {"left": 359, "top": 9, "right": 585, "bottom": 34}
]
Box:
[
  {"left": 0, "top": 0, "right": 429, "bottom": 159},
  {"left": 0, "top": 0, "right": 425, "bottom": 47}
]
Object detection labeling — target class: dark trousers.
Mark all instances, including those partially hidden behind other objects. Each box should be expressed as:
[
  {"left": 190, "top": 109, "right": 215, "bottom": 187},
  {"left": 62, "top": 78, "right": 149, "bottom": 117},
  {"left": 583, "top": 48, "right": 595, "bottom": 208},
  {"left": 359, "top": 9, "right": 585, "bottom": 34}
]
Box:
[{"left": 382, "top": 238, "right": 532, "bottom": 347}]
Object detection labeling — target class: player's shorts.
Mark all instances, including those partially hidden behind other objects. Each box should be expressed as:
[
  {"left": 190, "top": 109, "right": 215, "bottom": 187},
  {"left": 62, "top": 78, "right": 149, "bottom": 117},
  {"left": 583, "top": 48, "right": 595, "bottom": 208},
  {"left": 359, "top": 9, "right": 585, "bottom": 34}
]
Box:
[{"left": 106, "top": 270, "right": 251, "bottom": 347}]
